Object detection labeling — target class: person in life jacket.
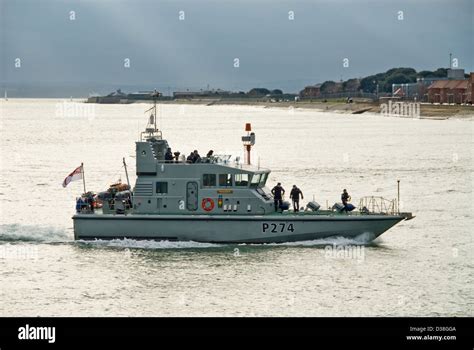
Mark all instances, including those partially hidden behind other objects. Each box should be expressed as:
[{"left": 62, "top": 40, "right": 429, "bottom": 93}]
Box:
[
  {"left": 76, "top": 197, "right": 85, "bottom": 213},
  {"left": 271, "top": 182, "right": 286, "bottom": 212}
]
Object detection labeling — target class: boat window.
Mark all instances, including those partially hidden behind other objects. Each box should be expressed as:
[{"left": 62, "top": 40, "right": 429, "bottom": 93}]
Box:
[
  {"left": 259, "top": 173, "right": 268, "bottom": 187},
  {"left": 219, "top": 174, "right": 232, "bottom": 187},
  {"left": 235, "top": 174, "right": 249, "bottom": 187},
  {"left": 156, "top": 182, "right": 168, "bottom": 194},
  {"left": 203, "top": 174, "right": 217, "bottom": 187},
  {"left": 250, "top": 174, "right": 262, "bottom": 188}
]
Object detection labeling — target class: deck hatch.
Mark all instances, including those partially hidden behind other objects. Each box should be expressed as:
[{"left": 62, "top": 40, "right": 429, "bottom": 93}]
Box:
[{"left": 186, "top": 182, "right": 198, "bottom": 211}]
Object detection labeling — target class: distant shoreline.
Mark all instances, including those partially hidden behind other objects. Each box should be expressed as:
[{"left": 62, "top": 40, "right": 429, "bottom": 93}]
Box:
[
  {"left": 4, "top": 97, "right": 473, "bottom": 119},
  {"left": 142, "top": 98, "right": 474, "bottom": 119}
]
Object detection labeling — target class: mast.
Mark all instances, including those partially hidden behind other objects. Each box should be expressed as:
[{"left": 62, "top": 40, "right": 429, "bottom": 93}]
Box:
[
  {"left": 123, "top": 157, "right": 130, "bottom": 189},
  {"left": 152, "top": 89, "right": 158, "bottom": 132},
  {"left": 81, "top": 163, "right": 87, "bottom": 194},
  {"left": 397, "top": 180, "right": 400, "bottom": 214},
  {"left": 241, "top": 123, "right": 256, "bottom": 165}
]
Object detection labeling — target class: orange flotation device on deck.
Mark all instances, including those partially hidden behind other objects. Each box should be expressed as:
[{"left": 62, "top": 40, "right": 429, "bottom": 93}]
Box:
[{"left": 201, "top": 198, "right": 215, "bottom": 212}]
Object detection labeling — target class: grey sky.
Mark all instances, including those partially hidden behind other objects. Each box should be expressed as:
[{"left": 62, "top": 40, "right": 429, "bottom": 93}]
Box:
[{"left": 1, "top": 0, "right": 473, "bottom": 94}]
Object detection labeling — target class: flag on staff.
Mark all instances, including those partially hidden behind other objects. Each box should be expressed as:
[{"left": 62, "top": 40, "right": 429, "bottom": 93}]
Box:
[{"left": 62, "top": 165, "right": 83, "bottom": 188}]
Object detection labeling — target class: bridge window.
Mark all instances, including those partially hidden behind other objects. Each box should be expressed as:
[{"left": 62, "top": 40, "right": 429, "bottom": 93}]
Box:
[
  {"left": 203, "top": 174, "right": 216, "bottom": 187},
  {"left": 250, "top": 174, "right": 262, "bottom": 188},
  {"left": 219, "top": 174, "right": 232, "bottom": 187},
  {"left": 156, "top": 181, "right": 168, "bottom": 194},
  {"left": 235, "top": 174, "right": 249, "bottom": 187},
  {"left": 259, "top": 173, "right": 268, "bottom": 187}
]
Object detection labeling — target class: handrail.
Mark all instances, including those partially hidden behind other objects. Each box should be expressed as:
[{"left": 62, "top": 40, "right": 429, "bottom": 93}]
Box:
[{"left": 358, "top": 196, "right": 398, "bottom": 215}]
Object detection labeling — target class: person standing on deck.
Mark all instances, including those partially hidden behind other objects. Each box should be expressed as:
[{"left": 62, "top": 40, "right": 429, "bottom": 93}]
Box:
[
  {"left": 165, "top": 148, "right": 174, "bottom": 163},
  {"left": 341, "top": 189, "right": 351, "bottom": 212},
  {"left": 271, "top": 183, "right": 285, "bottom": 212},
  {"left": 290, "top": 185, "right": 304, "bottom": 212},
  {"left": 192, "top": 150, "right": 201, "bottom": 163},
  {"left": 186, "top": 152, "right": 194, "bottom": 163}
]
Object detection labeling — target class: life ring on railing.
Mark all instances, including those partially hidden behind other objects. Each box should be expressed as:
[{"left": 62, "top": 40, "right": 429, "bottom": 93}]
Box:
[{"left": 201, "top": 198, "right": 215, "bottom": 212}]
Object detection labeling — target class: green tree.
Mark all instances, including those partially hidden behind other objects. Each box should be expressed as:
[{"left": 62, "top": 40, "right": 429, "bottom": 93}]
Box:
[
  {"left": 383, "top": 73, "right": 413, "bottom": 92},
  {"left": 247, "top": 88, "right": 270, "bottom": 96},
  {"left": 320, "top": 81, "right": 337, "bottom": 93}
]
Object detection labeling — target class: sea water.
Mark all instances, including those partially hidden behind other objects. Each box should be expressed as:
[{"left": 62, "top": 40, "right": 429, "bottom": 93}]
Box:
[{"left": 0, "top": 99, "right": 472, "bottom": 316}]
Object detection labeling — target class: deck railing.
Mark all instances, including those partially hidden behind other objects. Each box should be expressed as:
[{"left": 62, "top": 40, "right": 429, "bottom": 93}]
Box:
[{"left": 358, "top": 196, "right": 398, "bottom": 215}]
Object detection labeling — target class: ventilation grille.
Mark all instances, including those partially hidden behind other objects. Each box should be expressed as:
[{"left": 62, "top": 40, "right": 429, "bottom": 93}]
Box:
[{"left": 134, "top": 182, "right": 153, "bottom": 196}]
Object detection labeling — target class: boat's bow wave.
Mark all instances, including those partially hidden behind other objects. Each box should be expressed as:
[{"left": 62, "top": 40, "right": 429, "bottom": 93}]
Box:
[{"left": 245, "top": 231, "right": 378, "bottom": 247}]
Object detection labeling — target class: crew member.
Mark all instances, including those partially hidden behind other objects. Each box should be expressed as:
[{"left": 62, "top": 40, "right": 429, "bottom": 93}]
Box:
[
  {"left": 341, "top": 189, "right": 351, "bottom": 212},
  {"left": 192, "top": 150, "right": 201, "bottom": 163},
  {"left": 186, "top": 152, "right": 194, "bottom": 163},
  {"left": 205, "top": 150, "right": 214, "bottom": 163},
  {"left": 290, "top": 185, "right": 304, "bottom": 212},
  {"left": 173, "top": 151, "right": 181, "bottom": 162},
  {"left": 165, "top": 148, "right": 174, "bottom": 163},
  {"left": 76, "top": 197, "right": 85, "bottom": 213},
  {"left": 87, "top": 194, "right": 94, "bottom": 213},
  {"left": 271, "top": 182, "right": 285, "bottom": 212}
]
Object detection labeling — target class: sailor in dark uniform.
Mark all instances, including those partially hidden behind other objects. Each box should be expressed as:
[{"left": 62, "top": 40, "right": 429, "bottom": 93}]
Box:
[
  {"left": 165, "top": 148, "right": 174, "bottom": 163},
  {"left": 271, "top": 183, "right": 285, "bottom": 212},
  {"left": 341, "top": 189, "right": 351, "bottom": 212},
  {"left": 186, "top": 152, "right": 194, "bottom": 163},
  {"left": 290, "top": 185, "right": 304, "bottom": 212},
  {"left": 192, "top": 150, "right": 201, "bottom": 163}
]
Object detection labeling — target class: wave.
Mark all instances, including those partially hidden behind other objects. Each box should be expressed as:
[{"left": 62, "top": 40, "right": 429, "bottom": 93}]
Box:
[
  {"left": 0, "top": 224, "right": 71, "bottom": 243},
  {"left": 75, "top": 238, "right": 223, "bottom": 250},
  {"left": 0, "top": 224, "right": 376, "bottom": 249}
]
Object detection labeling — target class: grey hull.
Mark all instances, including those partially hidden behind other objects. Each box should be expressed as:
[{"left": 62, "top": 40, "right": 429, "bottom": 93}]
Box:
[{"left": 73, "top": 214, "right": 405, "bottom": 243}]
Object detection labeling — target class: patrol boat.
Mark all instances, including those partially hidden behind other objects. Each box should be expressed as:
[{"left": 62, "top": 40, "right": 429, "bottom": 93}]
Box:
[{"left": 73, "top": 104, "right": 414, "bottom": 243}]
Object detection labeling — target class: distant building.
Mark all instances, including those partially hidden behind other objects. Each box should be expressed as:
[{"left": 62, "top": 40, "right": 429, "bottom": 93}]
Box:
[
  {"left": 392, "top": 83, "right": 419, "bottom": 99},
  {"left": 447, "top": 68, "right": 465, "bottom": 80},
  {"left": 427, "top": 79, "right": 470, "bottom": 104},
  {"left": 299, "top": 84, "right": 321, "bottom": 98},
  {"left": 173, "top": 89, "right": 231, "bottom": 99},
  {"left": 391, "top": 73, "right": 471, "bottom": 101},
  {"left": 468, "top": 72, "right": 474, "bottom": 104},
  {"left": 392, "top": 78, "right": 437, "bottom": 100},
  {"left": 87, "top": 89, "right": 163, "bottom": 103}
]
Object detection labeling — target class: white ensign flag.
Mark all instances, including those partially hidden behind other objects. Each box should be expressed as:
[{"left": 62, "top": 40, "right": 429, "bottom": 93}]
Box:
[{"left": 62, "top": 165, "right": 83, "bottom": 188}]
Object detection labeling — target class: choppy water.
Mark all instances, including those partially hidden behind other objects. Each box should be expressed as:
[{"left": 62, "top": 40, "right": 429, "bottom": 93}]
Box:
[{"left": 0, "top": 99, "right": 472, "bottom": 316}]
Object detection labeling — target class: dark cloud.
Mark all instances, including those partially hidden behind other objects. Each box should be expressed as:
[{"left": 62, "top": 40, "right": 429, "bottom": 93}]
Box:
[{"left": 1, "top": 0, "right": 472, "bottom": 95}]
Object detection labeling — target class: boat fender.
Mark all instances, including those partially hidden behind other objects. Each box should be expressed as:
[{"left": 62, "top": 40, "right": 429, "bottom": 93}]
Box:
[{"left": 202, "top": 198, "right": 215, "bottom": 211}]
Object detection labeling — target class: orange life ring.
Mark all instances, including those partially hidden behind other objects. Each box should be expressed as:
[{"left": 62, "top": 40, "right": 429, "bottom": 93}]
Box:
[{"left": 202, "top": 198, "right": 215, "bottom": 211}]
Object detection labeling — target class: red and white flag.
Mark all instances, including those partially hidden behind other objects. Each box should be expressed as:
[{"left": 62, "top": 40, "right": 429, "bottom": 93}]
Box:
[{"left": 62, "top": 165, "right": 83, "bottom": 188}]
